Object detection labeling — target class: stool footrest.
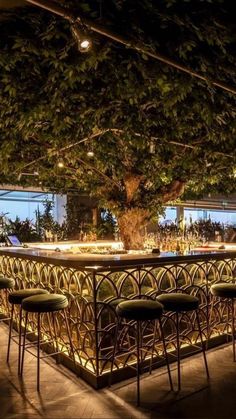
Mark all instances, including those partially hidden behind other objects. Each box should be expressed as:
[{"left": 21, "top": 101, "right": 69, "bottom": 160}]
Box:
[
  {"left": 23, "top": 338, "right": 55, "bottom": 349},
  {"left": 25, "top": 347, "right": 67, "bottom": 359}
]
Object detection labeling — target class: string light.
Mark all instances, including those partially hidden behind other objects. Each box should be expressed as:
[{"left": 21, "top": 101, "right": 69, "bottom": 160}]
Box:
[
  {"left": 87, "top": 151, "right": 94, "bottom": 157},
  {"left": 70, "top": 23, "right": 92, "bottom": 53},
  {"left": 57, "top": 159, "right": 64, "bottom": 168}
]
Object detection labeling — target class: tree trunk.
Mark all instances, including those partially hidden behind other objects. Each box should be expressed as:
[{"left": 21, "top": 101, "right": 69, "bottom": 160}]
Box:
[{"left": 117, "top": 208, "right": 150, "bottom": 250}]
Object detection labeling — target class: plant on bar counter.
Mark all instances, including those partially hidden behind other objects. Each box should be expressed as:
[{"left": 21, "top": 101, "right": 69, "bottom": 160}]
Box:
[
  {"left": 0, "top": 1, "right": 236, "bottom": 249},
  {"left": 6, "top": 216, "right": 41, "bottom": 242},
  {"left": 35, "top": 200, "right": 65, "bottom": 241}
]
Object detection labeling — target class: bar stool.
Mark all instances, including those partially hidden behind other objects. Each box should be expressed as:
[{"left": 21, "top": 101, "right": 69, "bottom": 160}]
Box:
[
  {"left": 7, "top": 288, "right": 49, "bottom": 374},
  {"left": 210, "top": 283, "right": 236, "bottom": 361},
  {"left": 156, "top": 293, "right": 209, "bottom": 391},
  {"left": 21, "top": 293, "right": 75, "bottom": 391},
  {"left": 0, "top": 276, "right": 15, "bottom": 319},
  {"left": 112, "top": 299, "right": 173, "bottom": 406}
]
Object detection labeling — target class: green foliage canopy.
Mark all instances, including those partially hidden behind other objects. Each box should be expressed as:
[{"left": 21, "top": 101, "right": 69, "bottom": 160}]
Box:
[{"left": 0, "top": 0, "right": 236, "bottom": 217}]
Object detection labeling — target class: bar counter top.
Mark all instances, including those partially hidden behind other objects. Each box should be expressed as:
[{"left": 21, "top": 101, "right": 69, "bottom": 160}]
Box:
[{"left": 0, "top": 241, "right": 236, "bottom": 270}]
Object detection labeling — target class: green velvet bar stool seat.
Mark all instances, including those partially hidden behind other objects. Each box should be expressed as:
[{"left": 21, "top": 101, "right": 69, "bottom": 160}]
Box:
[
  {"left": 211, "top": 283, "right": 236, "bottom": 299},
  {"left": 109, "top": 297, "right": 127, "bottom": 307},
  {"left": 156, "top": 292, "right": 209, "bottom": 391},
  {"left": 7, "top": 288, "right": 49, "bottom": 375},
  {"left": 112, "top": 299, "right": 173, "bottom": 406},
  {"left": 116, "top": 300, "right": 163, "bottom": 321},
  {"left": 9, "top": 288, "right": 49, "bottom": 305},
  {"left": 156, "top": 293, "right": 199, "bottom": 312},
  {"left": 22, "top": 293, "right": 68, "bottom": 313},
  {"left": 0, "top": 276, "right": 15, "bottom": 289},
  {"left": 21, "top": 293, "right": 74, "bottom": 392}
]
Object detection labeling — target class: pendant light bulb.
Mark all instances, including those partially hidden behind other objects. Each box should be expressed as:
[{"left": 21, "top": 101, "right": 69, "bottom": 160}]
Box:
[
  {"left": 87, "top": 151, "right": 94, "bottom": 157},
  {"left": 57, "top": 159, "right": 64, "bottom": 168},
  {"left": 70, "top": 23, "right": 92, "bottom": 53}
]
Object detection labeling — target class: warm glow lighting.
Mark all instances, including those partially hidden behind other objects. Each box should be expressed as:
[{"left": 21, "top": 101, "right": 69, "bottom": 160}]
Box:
[
  {"left": 80, "top": 39, "right": 90, "bottom": 50},
  {"left": 78, "top": 38, "right": 92, "bottom": 53},
  {"left": 57, "top": 160, "right": 64, "bottom": 168},
  {"left": 70, "top": 23, "right": 92, "bottom": 53},
  {"left": 87, "top": 151, "right": 94, "bottom": 157}
]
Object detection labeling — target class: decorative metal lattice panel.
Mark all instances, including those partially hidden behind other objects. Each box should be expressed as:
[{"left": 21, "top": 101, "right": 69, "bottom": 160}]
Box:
[{"left": 0, "top": 253, "right": 236, "bottom": 385}]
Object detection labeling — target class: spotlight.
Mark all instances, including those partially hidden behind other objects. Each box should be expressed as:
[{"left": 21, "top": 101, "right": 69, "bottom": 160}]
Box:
[
  {"left": 87, "top": 151, "right": 94, "bottom": 157},
  {"left": 70, "top": 23, "right": 92, "bottom": 53}
]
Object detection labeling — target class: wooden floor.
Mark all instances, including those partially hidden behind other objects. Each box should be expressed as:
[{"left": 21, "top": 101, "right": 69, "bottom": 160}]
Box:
[{"left": 1, "top": 322, "right": 236, "bottom": 419}]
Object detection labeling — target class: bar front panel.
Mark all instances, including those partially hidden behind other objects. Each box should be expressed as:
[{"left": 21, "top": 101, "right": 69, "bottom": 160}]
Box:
[{"left": 0, "top": 251, "right": 236, "bottom": 387}]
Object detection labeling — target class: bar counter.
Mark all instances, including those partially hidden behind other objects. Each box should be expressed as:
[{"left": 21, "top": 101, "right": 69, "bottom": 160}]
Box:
[{"left": 0, "top": 242, "right": 236, "bottom": 388}]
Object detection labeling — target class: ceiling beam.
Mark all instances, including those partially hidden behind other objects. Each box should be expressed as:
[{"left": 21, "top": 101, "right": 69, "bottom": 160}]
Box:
[
  {"left": 31, "top": 192, "right": 47, "bottom": 198},
  {"left": 0, "top": 0, "right": 26, "bottom": 8},
  {"left": 0, "top": 190, "right": 11, "bottom": 197},
  {"left": 0, "top": 197, "right": 47, "bottom": 203},
  {"left": 0, "top": 184, "right": 45, "bottom": 193}
]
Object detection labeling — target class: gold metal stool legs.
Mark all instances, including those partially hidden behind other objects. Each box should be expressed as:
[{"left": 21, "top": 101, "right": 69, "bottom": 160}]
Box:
[
  {"left": 21, "top": 308, "right": 75, "bottom": 392},
  {"left": 110, "top": 317, "right": 173, "bottom": 406},
  {"left": 174, "top": 310, "right": 209, "bottom": 392},
  {"left": 6, "top": 305, "right": 14, "bottom": 364},
  {"left": 196, "top": 310, "right": 210, "bottom": 379},
  {"left": 6, "top": 304, "right": 23, "bottom": 375}
]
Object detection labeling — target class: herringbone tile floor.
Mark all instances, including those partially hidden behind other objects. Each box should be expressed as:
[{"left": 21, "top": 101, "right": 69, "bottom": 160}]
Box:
[{"left": 0, "top": 322, "right": 236, "bottom": 419}]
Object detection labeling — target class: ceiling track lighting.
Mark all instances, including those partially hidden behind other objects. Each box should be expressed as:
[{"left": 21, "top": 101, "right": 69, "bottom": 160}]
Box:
[
  {"left": 25, "top": 0, "right": 236, "bottom": 96},
  {"left": 70, "top": 23, "right": 92, "bottom": 53}
]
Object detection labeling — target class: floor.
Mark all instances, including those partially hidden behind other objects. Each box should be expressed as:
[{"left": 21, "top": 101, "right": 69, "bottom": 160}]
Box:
[{"left": 0, "top": 322, "right": 236, "bottom": 419}]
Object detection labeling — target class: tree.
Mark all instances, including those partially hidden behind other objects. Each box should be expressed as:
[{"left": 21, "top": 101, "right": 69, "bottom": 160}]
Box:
[{"left": 0, "top": 0, "right": 236, "bottom": 249}]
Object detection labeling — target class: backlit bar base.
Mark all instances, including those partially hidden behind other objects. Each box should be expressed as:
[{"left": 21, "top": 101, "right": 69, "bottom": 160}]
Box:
[{"left": 0, "top": 246, "right": 236, "bottom": 388}]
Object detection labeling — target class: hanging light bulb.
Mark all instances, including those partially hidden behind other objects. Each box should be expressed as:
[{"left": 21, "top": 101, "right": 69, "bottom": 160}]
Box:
[
  {"left": 57, "top": 158, "right": 64, "bottom": 168},
  {"left": 149, "top": 141, "right": 155, "bottom": 154},
  {"left": 87, "top": 151, "right": 94, "bottom": 157},
  {"left": 70, "top": 23, "right": 92, "bottom": 53}
]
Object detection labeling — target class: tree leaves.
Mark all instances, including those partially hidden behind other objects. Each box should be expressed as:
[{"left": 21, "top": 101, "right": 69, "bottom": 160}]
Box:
[{"left": 0, "top": 0, "right": 235, "bottom": 214}]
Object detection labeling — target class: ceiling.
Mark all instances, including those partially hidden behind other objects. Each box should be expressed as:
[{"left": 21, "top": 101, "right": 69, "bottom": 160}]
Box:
[
  {"left": 178, "top": 194, "right": 236, "bottom": 211},
  {"left": 0, "top": 189, "right": 52, "bottom": 202},
  {"left": 0, "top": 0, "right": 26, "bottom": 8}
]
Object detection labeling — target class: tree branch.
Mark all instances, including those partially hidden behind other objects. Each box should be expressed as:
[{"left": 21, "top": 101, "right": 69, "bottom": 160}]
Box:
[
  {"left": 160, "top": 180, "right": 186, "bottom": 203},
  {"left": 15, "top": 128, "right": 122, "bottom": 173},
  {"left": 69, "top": 158, "right": 121, "bottom": 189},
  {"left": 15, "top": 126, "right": 234, "bottom": 178},
  {"left": 124, "top": 174, "right": 144, "bottom": 203}
]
